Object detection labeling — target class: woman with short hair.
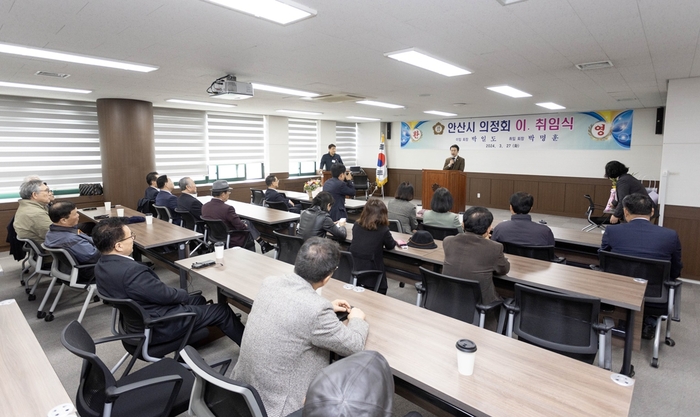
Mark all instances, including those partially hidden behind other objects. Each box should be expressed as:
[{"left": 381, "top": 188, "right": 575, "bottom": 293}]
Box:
[
  {"left": 387, "top": 182, "right": 418, "bottom": 233},
  {"left": 422, "top": 187, "right": 463, "bottom": 233}
]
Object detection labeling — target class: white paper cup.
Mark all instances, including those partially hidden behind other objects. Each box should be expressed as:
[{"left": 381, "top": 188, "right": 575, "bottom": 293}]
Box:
[
  {"left": 104, "top": 201, "right": 111, "bottom": 211},
  {"left": 456, "top": 339, "right": 477, "bottom": 376},
  {"left": 145, "top": 214, "right": 153, "bottom": 224},
  {"left": 214, "top": 242, "right": 225, "bottom": 259},
  {"left": 116, "top": 208, "right": 124, "bottom": 217}
]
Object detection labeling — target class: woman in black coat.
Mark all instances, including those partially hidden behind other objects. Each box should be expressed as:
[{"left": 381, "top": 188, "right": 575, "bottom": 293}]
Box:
[
  {"left": 297, "top": 191, "right": 347, "bottom": 242},
  {"left": 605, "top": 160, "right": 651, "bottom": 223},
  {"left": 348, "top": 199, "right": 396, "bottom": 294}
]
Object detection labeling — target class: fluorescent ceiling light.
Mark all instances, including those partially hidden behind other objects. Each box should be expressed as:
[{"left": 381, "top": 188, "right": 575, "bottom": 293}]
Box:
[
  {"left": 276, "top": 109, "right": 323, "bottom": 115},
  {"left": 536, "top": 102, "right": 566, "bottom": 110},
  {"left": 486, "top": 85, "right": 532, "bottom": 98},
  {"left": 0, "top": 81, "right": 91, "bottom": 94},
  {"left": 424, "top": 110, "right": 458, "bottom": 117},
  {"left": 347, "top": 116, "right": 381, "bottom": 121},
  {"left": 202, "top": 0, "right": 317, "bottom": 25},
  {"left": 252, "top": 83, "right": 319, "bottom": 97},
  {"left": 356, "top": 100, "right": 405, "bottom": 109},
  {"left": 167, "top": 99, "right": 236, "bottom": 108},
  {"left": 385, "top": 49, "right": 470, "bottom": 77},
  {"left": 496, "top": 0, "right": 528, "bottom": 6},
  {"left": 0, "top": 42, "right": 158, "bottom": 73}
]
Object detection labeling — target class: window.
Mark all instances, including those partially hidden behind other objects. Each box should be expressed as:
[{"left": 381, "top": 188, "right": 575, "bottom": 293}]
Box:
[
  {"left": 288, "top": 118, "right": 318, "bottom": 175},
  {"left": 153, "top": 107, "right": 207, "bottom": 182},
  {"left": 335, "top": 122, "right": 357, "bottom": 167},
  {"left": 0, "top": 95, "right": 101, "bottom": 200},
  {"left": 206, "top": 112, "right": 265, "bottom": 180}
]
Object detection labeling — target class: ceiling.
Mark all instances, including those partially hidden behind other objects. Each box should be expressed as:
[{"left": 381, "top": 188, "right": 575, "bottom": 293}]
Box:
[{"left": 1, "top": 0, "right": 699, "bottom": 122}]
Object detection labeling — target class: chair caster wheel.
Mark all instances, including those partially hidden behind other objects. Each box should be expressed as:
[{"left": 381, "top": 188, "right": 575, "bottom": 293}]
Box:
[
  {"left": 37, "top": 311, "right": 47, "bottom": 319},
  {"left": 399, "top": 282, "right": 405, "bottom": 288},
  {"left": 25, "top": 287, "right": 31, "bottom": 294},
  {"left": 665, "top": 337, "right": 675, "bottom": 347},
  {"left": 44, "top": 314, "right": 54, "bottom": 322},
  {"left": 93, "top": 295, "right": 100, "bottom": 302},
  {"left": 28, "top": 294, "right": 36, "bottom": 301},
  {"left": 21, "top": 280, "right": 26, "bottom": 286},
  {"left": 651, "top": 358, "right": 658, "bottom": 368}
]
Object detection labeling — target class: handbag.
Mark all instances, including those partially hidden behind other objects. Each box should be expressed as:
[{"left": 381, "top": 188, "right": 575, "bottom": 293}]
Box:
[{"left": 78, "top": 183, "right": 104, "bottom": 196}]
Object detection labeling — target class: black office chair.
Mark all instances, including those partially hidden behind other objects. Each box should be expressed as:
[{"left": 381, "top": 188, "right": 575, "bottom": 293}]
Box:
[
  {"left": 420, "top": 224, "right": 459, "bottom": 241},
  {"left": 61, "top": 320, "right": 194, "bottom": 417},
  {"left": 153, "top": 205, "right": 174, "bottom": 223},
  {"left": 331, "top": 251, "right": 384, "bottom": 292},
  {"left": 264, "top": 200, "right": 289, "bottom": 212},
  {"left": 180, "top": 346, "right": 268, "bottom": 417},
  {"left": 250, "top": 189, "right": 265, "bottom": 206},
  {"left": 352, "top": 173, "right": 370, "bottom": 200},
  {"left": 504, "top": 283, "right": 614, "bottom": 370},
  {"left": 417, "top": 267, "right": 503, "bottom": 329},
  {"left": 599, "top": 250, "right": 680, "bottom": 368},
  {"left": 174, "top": 209, "right": 206, "bottom": 254},
  {"left": 582, "top": 194, "right": 610, "bottom": 232},
  {"left": 501, "top": 242, "right": 566, "bottom": 264},
  {"left": 299, "top": 200, "right": 313, "bottom": 210},
  {"left": 201, "top": 217, "right": 254, "bottom": 251},
  {"left": 16, "top": 237, "right": 51, "bottom": 301},
  {"left": 273, "top": 230, "right": 304, "bottom": 264},
  {"left": 40, "top": 245, "right": 98, "bottom": 323},
  {"left": 388, "top": 219, "right": 404, "bottom": 233}
]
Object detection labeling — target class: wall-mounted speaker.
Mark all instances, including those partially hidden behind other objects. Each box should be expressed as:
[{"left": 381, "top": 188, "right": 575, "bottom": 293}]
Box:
[
  {"left": 381, "top": 122, "right": 392, "bottom": 139},
  {"left": 655, "top": 107, "right": 665, "bottom": 135}
]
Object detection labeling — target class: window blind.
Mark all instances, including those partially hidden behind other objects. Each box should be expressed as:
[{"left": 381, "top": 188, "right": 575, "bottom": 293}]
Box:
[
  {"left": 153, "top": 107, "right": 207, "bottom": 181},
  {"left": 288, "top": 118, "right": 318, "bottom": 162},
  {"left": 206, "top": 112, "right": 265, "bottom": 165},
  {"left": 335, "top": 121, "right": 357, "bottom": 166}
]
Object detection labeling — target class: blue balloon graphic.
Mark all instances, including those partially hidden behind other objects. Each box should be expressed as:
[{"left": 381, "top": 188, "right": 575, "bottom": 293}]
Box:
[{"left": 611, "top": 110, "right": 633, "bottom": 149}]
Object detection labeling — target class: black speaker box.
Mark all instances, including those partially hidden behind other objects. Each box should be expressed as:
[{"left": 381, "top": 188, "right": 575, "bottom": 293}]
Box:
[{"left": 655, "top": 107, "right": 665, "bottom": 135}]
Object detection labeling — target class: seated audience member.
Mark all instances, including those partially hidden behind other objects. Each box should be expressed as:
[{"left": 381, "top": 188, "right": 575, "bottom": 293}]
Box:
[
  {"left": 144, "top": 171, "right": 160, "bottom": 200},
  {"left": 422, "top": 187, "right": 463, "bottom": 233},
  {"left": 387, "top": 182, "right": 418, "bottom": 233},
  {"left": 201, "top": 180, "right": 274, "bottom": 253},
  {"left": 7, "top": 176, "right": 53, "bottom": 260},
  {"left": 322, "top": 163, "right": 356, "bottom": 221},
  {"left": 291, "top": 350, "right": 422, "bottom": 417},
  {"left": 44, "top": 201, "right": 100, "bottom": 281},
  {"left": 92, "top": 217, "right": 244, "bottom": 345},
  {"left": 14, "top": 179, "right": 53, "bottom": 244},
  {"left": 443, "top": 207, "right": 510, "bottom": 305},
  {"left": 154, "top": 174, "right": 181, "bottom": 224},
  {"left": 297, "top": 191, "right": 347, "bottom": 242},
  {"left": 177, "top": 177, "right": 203, "bottom": 220},
  {"left": 349, "top": 199, "right": 397, "bottom": 294},
  {"left": 264, "top": 175, "right": 301, "bottom": 213},
  {"left": 232, "top": 237, "right": 368, "bottom": 417},
  {"left": 491, "top": 192, "right": 554, "bottom": 246}
]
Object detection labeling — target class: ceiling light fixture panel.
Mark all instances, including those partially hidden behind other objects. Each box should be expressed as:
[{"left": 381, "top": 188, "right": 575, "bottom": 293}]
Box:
[
  {"left": 347, "top": 116, "right": 381, "bottom": 121},
  {"left": 167, "top": 99, "right": 236, "bottom": 108},
  {"left": 486, "top": 85, "right": 532, "bottom": 98},
  {"left": 276, "top": 109, "right": 323, "bottom": 115},
  {"left": 424, "top": 110, "right": 458, "bottom": 117},
  {"left": 0, "top": 81, "right": 91, "bottom": 94},
  {"left": 356, "top": 100, "right": 405, "bottom": 109},
  {"left": 385, "top": 49, "right": 471, "bottom": 77},
  {"left": 252, "top": 83, "right": 319, "bottom": 97},
  {"left": 536, "top": 102, "right": 565, "bottom": 110},
  {"left": 202, "top": 0, "right": 317, "bottom": 25}
]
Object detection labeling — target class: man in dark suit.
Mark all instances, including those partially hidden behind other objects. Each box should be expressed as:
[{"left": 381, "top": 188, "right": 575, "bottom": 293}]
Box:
[
  {"left": 322, "top": 163, "right": 355, "bottom": 221},
  {"left": 143, "top": 171, "right": 159, "bottom": 200},
  {"left": 155, "top": 174, "right": 181, "bottom": 224},
  {"left": 491, "top": 192, "right": 554, "bottom": 246},
  {"left": 318, "top": 143, "right": 344, "bottom": 172},
  {"left": 177, "top": 177, "right": 203, "bottom": 220},
  {"left": 92, "top": 217, "right": 244, "bottom": 345},
  {"left": 264, "top": 175, "right": 301, "bottom": 213},
  {"left": 442, "top": 144, "right": 465, "bottom": 171}
]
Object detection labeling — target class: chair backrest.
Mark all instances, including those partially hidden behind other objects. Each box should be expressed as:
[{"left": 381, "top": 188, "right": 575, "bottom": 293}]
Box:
[
  {"left": 201, "top": 217, "right": 231, "bottom": 246},
  {"left": 420, "top": 224, "right": 459, "bottom": 241},
  {"left": 98, "top": 292, "right": 150, "bottom": 338},
  {"left": 42, "top": 244, "right": 80, "bottom": 284},
  {"left": 333, "top": 251, "right": 355, "bottom": 284},
  {"left": 180, "top": 346, "right": 268, "bottom": 417},
  {"left": 353, "top": 174, "right": 369, "bottom": 191},
  {"left": 300, "top": 200, "right": 313, "bottom": 210},
  {"left": 501, "top": 242, "right": 556, "bottom": 262},
  {"left": 250, "top": 189, "right": 265, "bottom": 206},
  {"left": 512, "top": 283, "right": 600, "bottom": 363},
  {"left": 17, "top": 237, "right": 49, "bottom": 271},
  {"left": 264, "top": 200, "right": 289, "bottom": 212},
  {"left": 599, "top": 250, "right": 671, "bottom": 304},
  {"left": 153, "top": 205, "right": 172, "bottom": 223},
  {"left": 273, "top": 230, "right": 304, "bottom": 265},
  {"left": 388, "top": 219, "right": 403, "bottom": 233},
  {"left": 175, "top": 209, "right": 198, "bottom": 231},
  {"left": 584, "top": 194, "right": 596, "bottom": 213},
  {"left": 419, "top": 267, "right": 482, "bottom": 326}
]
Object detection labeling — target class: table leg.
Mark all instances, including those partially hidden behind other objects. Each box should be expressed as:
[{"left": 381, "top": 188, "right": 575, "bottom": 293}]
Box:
[
  {"left": 621, "top": 309, "right": 635, "bottom": 377},
  {"left": 178, "top": 243, "right": 190, "bottom": 289}
]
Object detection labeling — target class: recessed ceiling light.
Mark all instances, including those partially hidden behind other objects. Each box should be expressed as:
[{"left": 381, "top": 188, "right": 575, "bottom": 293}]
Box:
[
  {"left": 167, "top": 99, "right": 236, "bottom": 108},
  {"left": 202, "top": 0, "right": 317, "bottom": 25},
  {"left": 356, "top": 100, "right": 405, "bottom": 109},
  {"left": 575, "top": 60, "right": 613, "bottom": 71},
  {"left": 385, "top": 49, "right": 471, "bottom": 77},
  {"left": 496, "top": 0, "right": 528, "bottom": 6},
  {"left": 536, "top": 102, "right": 566, "bottom": 110},
  {"left": 252, "top": 83, "right": 319, "bottom": 97},
  {"left": 276, "top": 109, "right": 323, "bottom": 115},
  {"left": 347, "top": 116, "right": 381, "bottom": 121},
  {"left": 486, "top": 85, "right": 532, "bottom": 98},
  {"left": 0, "top": 42, "right": 158, "bottom": 72},
  {"left": 0, "top": 81, "right": 91, "bottom": 94},
  {"left": 424, "top": 110, "right": 458, "bottom": 117}
]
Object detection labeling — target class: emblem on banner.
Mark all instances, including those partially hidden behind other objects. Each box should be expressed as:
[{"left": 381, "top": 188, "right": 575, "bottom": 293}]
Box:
[{"left": 433, "top": 122, "right": 445, "bottom": 135}]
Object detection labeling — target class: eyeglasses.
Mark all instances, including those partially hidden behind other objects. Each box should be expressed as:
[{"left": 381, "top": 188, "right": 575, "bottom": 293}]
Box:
[{"left": 117, "top": 232, "right": 136, "bottom": 243}]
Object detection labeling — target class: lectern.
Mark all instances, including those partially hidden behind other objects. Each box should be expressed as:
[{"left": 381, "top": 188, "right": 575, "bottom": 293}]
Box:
[{"left": 421, "top": 169, "right": 467, "bottom": 213}]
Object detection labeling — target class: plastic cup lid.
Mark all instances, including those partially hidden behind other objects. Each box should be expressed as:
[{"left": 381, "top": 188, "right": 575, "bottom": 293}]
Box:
[{"left": 456, "top": 339, "right": 477, "bottom": 353}]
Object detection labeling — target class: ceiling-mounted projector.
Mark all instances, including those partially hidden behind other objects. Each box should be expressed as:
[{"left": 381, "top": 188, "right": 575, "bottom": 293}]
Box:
[{"left": 208, "top": 75, "right": 254, "bottom": 100}]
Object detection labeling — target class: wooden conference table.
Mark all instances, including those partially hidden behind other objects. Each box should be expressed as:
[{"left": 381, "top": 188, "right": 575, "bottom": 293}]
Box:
[
  {"left": 0, "top": 299, "right": 73, "bottom": 416},
  {"left": 177, "top": 248, "right": 634, "bottom": 417},
  {"left": 277, "top": 189, "right": 367, "bottom": 210},
  {"left": 78, "top": 205, "right": 202, "bottom": 289},
  {"left": 197, "top": 196, "right": 300, "bottom": 225}
]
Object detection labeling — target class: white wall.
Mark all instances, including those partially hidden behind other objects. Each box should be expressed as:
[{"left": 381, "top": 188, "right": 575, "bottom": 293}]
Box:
[
  {"left": 376, "top": 108, "right": 663, "bottom": 181},
  {"left": 265, "top": 115, "right": 289, "bottom": 174}
]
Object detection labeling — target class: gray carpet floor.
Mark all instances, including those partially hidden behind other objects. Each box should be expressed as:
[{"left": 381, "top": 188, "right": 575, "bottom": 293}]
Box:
[{"left": 1, "top": 205, "right": 697, "bottom": 416}]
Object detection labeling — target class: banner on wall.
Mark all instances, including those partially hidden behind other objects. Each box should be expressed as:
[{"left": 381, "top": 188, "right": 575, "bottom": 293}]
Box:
[
  {"left": 400, "top": 110, "right": 633, "bottom": 151},
  {"left": 376, "top": 133, "right": 387, "bottom": 187}
]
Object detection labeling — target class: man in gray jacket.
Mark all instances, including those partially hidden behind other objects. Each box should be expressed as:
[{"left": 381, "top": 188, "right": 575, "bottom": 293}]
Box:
[{"left": 232, "top": 237, "right": 369, "bottom": 417}]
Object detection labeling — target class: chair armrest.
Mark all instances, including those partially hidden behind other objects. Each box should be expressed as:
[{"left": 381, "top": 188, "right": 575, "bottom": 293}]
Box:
[
  {"left": 476, "top": 299, "right": 503, "bottom": 313},
  {"left": 144, "top": 311, "right": 197, "bottom": 327},
  {"left": 105, "top": 374, "right": 183, "bottom": 402},
  {"left": 75, "top": 263, "right": 97, "bottom": 269},
  {"left": 93, "top": 333, "right": 146, "bottom": 346},
  {"left": 188, "top": 290, "right": 202, "bottom": 297},
  {"left": 593, "top": 317, "right": 615, "bottom": 334},
  {"left": 665, "top": 279, "right": 682, "bottom": 289},
  {"left": 552, "top": 257, "right": 566, "bottom": 264},
  {"left": 502, "top": 298, "right": 519, "bottom": 313},
  {"left": 414, "top": 282, "right": 424, "bottom": 294}
]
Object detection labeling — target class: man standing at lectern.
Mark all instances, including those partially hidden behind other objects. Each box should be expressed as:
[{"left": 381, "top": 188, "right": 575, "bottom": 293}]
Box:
[
  {"left": 443, "top": 144, "right": 465, "bottom": 171},
  {"left": 318, "top": 144, "right": 344, "bottom": 173}
]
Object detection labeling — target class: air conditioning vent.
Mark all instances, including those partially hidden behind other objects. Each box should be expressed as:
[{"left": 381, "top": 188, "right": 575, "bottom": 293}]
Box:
[
  {"left": 575, "top": 61, "right": 613, "bottom": 71},
  {"left": 312, "top": 94, "right": 365, "bottom": 103},
  {"left": 35, "top": 71, "right": 70, "bottom": 78}
]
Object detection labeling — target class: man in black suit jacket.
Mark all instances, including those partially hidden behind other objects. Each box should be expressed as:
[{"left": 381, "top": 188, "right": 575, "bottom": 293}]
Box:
[
  {"left": 92, "top": 217, "right": 244, "bottom": 345},
  {"left": 322, "top": 164, "right": 356, "bottom": 222},
  {"left": 443, "top": 144, "right": 465, "bottom": 171},
  {"left": 264, "top": 175, "right": 301, "bottom": 213},
  {"left": 155, "top": 174, "right": 181, "bottom": 224},
  {"left": 144, "top": 171, "right": 160, "bottom": 200},
  {"left": 177, "top": 177, "right": 203, "bottom": 220}
]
